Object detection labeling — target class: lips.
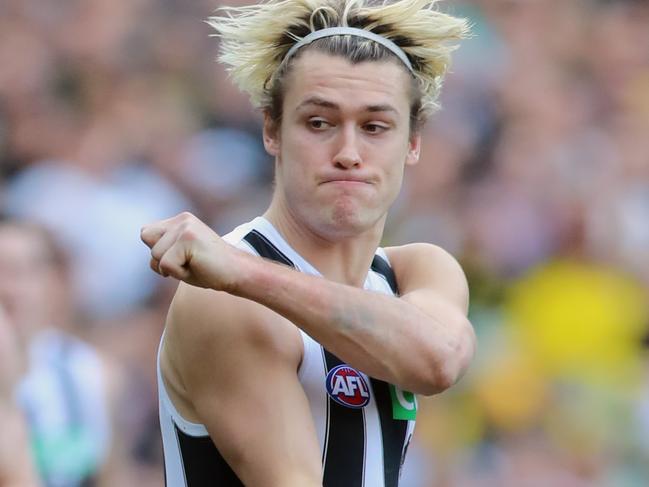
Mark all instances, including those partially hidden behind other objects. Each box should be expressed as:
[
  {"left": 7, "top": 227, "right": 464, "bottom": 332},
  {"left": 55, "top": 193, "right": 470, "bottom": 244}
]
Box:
[{"left": 320, "top": 175, "right": 374, "bottom": 185}]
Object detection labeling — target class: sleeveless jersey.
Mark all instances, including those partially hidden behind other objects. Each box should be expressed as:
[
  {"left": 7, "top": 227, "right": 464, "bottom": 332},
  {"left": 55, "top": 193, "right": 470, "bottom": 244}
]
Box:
[{"left": 158, "top": 217, "right": 417, "bottom": 486}]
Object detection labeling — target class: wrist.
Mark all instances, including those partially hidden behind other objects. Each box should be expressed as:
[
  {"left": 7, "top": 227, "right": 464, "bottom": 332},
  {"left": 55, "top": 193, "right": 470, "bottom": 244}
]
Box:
[
  {"left": 226, "top": 250, "right": 281, "bottom": 302},
  {"left": 225, "top": 249, "right": 263, "bottom": 297}
]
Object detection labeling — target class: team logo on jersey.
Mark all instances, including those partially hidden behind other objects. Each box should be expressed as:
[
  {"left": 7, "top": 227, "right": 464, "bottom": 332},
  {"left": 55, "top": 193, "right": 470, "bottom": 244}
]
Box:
[
  {"left": 325, "top": 364, "right": 371, "bottom": 408},
  {"left": 389, "top": 384, "right": 417, "bottom": 420}
]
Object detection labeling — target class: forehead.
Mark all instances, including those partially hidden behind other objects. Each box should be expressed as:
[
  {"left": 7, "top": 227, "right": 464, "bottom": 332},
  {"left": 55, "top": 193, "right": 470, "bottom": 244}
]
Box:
[{"left": 283, "top": 50, "right": 412, "bottom": 114}]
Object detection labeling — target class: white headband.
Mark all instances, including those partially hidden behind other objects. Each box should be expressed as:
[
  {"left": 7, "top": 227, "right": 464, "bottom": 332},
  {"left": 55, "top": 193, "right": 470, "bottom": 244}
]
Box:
[{"left": 283, "top": 27, "right": 414, "bottom": 72}]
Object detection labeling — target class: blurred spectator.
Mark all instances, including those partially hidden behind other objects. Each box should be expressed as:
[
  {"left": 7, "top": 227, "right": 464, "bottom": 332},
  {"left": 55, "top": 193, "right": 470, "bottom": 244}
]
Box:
[
  {"left": 0, "top": 218, "right": 120, "bottom": 487},
  {"left": 4, "top": 161, "right": 192, "bottom": 320}
]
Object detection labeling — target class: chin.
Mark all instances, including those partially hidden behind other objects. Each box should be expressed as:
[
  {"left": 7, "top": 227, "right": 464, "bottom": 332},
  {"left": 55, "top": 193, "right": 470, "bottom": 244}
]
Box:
[{"left": 318, "top": 204, "right": 381, "bottom": 239}]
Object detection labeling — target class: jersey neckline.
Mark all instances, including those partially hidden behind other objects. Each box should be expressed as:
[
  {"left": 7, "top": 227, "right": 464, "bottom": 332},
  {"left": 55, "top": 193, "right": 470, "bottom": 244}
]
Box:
[{"left": 250, "top": 216, "right": 379, "bottom": 290}]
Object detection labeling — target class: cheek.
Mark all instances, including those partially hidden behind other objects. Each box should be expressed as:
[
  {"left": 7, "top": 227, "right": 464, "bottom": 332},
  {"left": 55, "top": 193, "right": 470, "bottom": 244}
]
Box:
[
  {"left": 380, "top": 144, "right": 407, "bottom": 178},
  {"left": 277, "top": 143, "right": 315, "bottom": 201},
  {"left": 378, "top": 153, "right": 407, "bottom": 202},
  {"left": 281, "top": 136, "right": 322, "bottom": 177},
  {"left": 384, "top": 169, "right": 404, "bottom": 202}
]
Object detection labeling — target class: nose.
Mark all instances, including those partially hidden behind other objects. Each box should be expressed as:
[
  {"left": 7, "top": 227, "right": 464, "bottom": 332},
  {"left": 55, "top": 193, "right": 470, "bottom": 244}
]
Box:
[{"left": 333, "top": 124, "right": 362, "bottom": 169}]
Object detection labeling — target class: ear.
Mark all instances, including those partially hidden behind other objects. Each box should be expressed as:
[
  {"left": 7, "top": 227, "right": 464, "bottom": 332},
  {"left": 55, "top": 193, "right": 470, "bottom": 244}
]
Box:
[
  {"left": 405, "top": 132, "right": 421, "bottom": 167},
  {"left": 263, "top": 112, "right": 280, "bottom": 157}
]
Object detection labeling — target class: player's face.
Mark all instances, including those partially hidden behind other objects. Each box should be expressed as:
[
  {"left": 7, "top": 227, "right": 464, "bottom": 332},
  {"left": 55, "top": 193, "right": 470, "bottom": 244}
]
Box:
[{"left": 264, "top": 51, "right": 420, "bottom": 239}]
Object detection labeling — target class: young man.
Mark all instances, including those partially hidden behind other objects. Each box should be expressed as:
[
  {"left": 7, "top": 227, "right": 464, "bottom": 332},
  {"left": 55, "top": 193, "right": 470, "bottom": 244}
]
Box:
[{"left": 141, "top": 0, "right": 475, "bottom": 485}]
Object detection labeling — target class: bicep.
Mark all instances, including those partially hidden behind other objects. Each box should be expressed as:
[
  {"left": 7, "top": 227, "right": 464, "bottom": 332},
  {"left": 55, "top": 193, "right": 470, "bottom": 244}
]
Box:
[
  {"left": 169, "top": 285, "right": 322, "bottom": 487},
  {"left": 195, "top": 354, "right": 321, "bottom": 487},
  {"left": 387, "top": 243, "right": 475, "bottom": 360}
]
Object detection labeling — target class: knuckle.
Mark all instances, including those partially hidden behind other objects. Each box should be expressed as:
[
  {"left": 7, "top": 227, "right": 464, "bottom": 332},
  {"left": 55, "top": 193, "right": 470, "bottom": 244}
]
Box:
[
  {"left": 178, "top": 211, "right": 194, "bottom": 222},
  {"left": 184, "top": 229, "right": 198, "bottom": 242},
  {"left": 178, "top": 224, "right": 197, "bottom": 242},
  {"left": 158, "top": 258, "right": 176, "bottom": 277}
]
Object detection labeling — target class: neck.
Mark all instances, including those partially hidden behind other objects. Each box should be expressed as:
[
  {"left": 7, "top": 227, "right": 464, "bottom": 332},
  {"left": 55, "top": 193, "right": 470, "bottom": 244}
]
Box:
[{"left": 264, "top": 195, "right": 386, "bottom": 287}]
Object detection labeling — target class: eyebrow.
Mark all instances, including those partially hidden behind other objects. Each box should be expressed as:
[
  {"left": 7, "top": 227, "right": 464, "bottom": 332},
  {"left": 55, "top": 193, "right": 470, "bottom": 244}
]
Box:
[{"left": 295, "top": 96, "right": 398, "bottom": 114}]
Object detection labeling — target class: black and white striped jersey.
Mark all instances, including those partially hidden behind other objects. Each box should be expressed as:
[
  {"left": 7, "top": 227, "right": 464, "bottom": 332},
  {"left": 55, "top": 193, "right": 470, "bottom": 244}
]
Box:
[{"left": 158, "top": 216, "right": 417, "bottom": 486}]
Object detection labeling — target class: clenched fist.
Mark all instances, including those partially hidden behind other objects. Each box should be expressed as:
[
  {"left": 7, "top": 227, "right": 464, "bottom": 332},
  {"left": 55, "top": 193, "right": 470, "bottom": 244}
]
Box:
[{"left": 140, "top": 212, "right": 243, "bottom": 291}]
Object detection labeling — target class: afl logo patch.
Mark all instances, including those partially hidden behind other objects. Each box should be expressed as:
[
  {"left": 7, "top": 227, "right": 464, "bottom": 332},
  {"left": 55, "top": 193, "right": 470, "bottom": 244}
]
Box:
[{"left": 326, "top": 365, "right": 371, "bottom": 408}]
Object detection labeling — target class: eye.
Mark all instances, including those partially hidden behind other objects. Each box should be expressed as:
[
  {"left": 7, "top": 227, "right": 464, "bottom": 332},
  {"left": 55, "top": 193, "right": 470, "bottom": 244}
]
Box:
[
  {"left": 363, "top": 123, "right": 389, "bottom": 134},
  {"left": 308, "top": 118, "right": 331, "bottom": 130}
]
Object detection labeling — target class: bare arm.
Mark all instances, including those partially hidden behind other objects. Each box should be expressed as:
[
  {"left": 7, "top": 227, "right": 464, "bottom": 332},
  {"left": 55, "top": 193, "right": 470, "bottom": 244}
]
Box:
[
  {"left": 0, "top": 401, "right": 40, "bottom": 487},
  {"left": 229, "top": 242, "right": 474, "bottom": 395},
  {"left": 96, "top": 357, "right": 130, "bottom": 487},
  {"left": 142, "top": 212, "right": 475, "bottom": 395},
  {"left": 0, "top": 309, "right": 40, "bottom": 487},
  {"left": 162, "top": 283, "right": 323, "bottom": 487}
]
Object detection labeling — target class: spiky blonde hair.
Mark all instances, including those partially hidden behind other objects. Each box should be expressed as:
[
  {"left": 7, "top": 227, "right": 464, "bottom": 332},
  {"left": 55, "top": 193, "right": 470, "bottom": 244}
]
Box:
[{"left": 207, "top": 0, "right": 468, "bottom": 123}]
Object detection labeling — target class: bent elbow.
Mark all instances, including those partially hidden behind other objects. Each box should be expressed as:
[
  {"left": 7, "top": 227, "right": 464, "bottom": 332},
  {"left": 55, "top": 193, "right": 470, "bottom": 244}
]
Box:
[
  {"left": 415, "top": 329, "right": 476, "bottom": 396},
  {"left": 414, "top": 365, "right": 459, "bottom": 396},
  {"left": 397, "top": 360, "right": 458, "bottom": 396}
]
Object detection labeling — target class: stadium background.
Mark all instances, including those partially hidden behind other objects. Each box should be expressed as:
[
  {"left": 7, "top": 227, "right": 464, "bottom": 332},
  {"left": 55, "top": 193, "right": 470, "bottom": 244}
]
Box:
[{"left": 1, "top": 0, "right": 648, "bottom": 485}]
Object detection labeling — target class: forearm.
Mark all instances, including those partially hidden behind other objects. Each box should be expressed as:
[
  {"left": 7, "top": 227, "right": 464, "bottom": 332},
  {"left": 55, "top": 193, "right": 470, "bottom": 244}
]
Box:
[
  {"left": 229, "top": 252, "right": 472, "bottom": 394},
  {"left": 141, "top": 213, "right": 474, "bottom": 393}
]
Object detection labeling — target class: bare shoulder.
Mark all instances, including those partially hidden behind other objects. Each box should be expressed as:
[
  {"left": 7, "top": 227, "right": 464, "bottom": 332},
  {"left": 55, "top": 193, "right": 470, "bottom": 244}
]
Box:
[
  {"left": 160, "top": 284, "right": 322, "bottom": 484},
  {"left": 384, "top": 243, "right": 467, "bottom": 282},
  {"left": 161, "top": 281, "right": 303, "bottom": 417},
  {"left": 166, "top": 281, "right": 302, "bottom": 365},
  {"left": 385, "top": 242, "right": 462, "bottom": 267},
  {"left": 384, "top": 243, "right": 469, "bottom": 313}
]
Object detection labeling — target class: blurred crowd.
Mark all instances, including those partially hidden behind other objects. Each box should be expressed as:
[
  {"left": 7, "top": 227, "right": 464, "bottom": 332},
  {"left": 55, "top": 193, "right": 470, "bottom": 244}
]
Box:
[{"left": 1, "top": 0, "right": 648, "bottom": 485}]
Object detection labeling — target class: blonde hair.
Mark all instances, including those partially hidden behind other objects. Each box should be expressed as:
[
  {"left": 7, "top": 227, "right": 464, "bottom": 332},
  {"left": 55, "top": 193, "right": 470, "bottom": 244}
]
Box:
[{"left": 207, "top": 0, "right": 469, "bottom": 126}]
